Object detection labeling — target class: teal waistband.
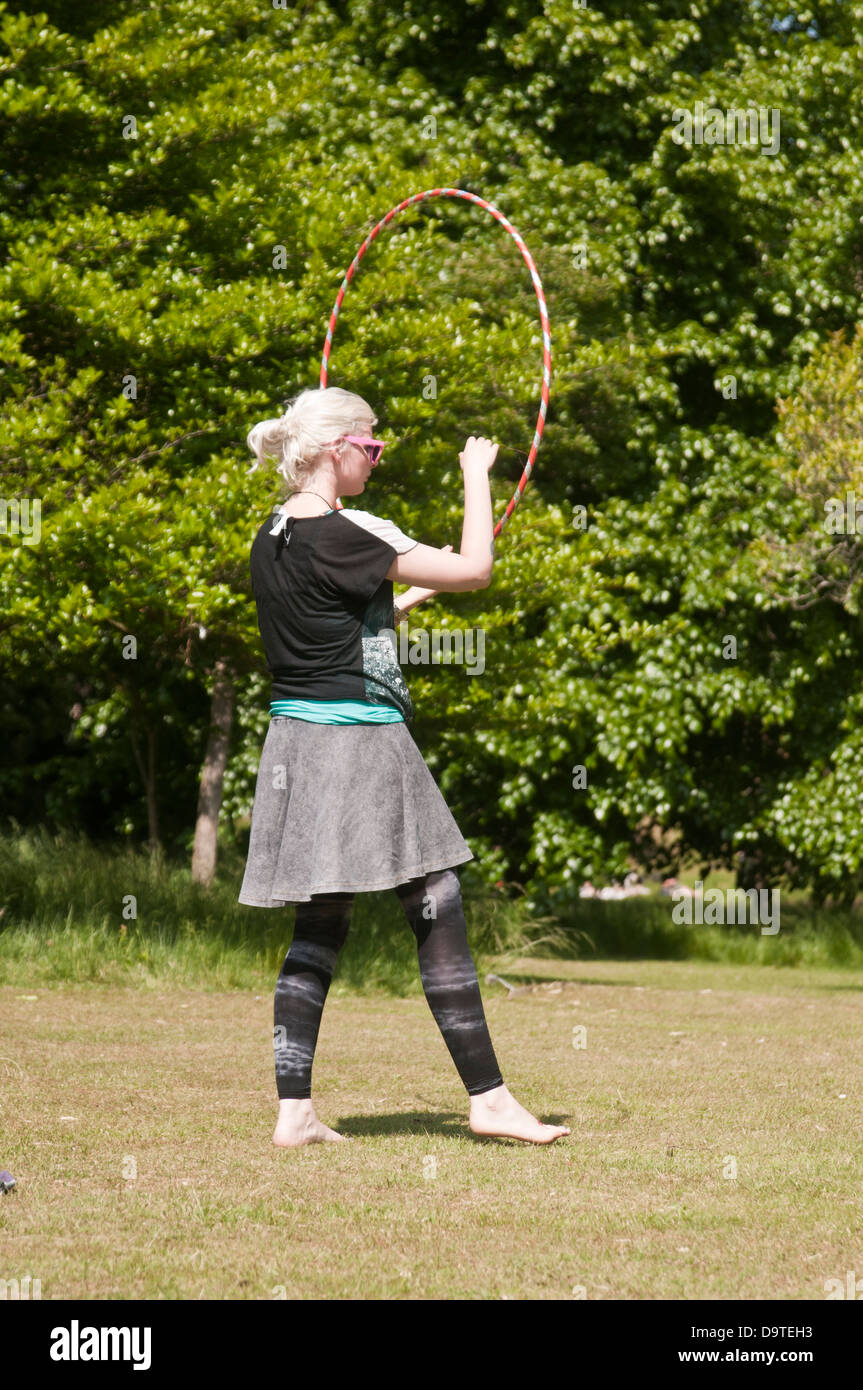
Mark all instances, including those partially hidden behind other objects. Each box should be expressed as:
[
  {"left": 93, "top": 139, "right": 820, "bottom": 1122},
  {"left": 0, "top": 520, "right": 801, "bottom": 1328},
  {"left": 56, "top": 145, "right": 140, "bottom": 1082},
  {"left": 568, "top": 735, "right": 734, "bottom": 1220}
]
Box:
[{"left": 269, "top": 698, "right": 404, "bottom": 725}]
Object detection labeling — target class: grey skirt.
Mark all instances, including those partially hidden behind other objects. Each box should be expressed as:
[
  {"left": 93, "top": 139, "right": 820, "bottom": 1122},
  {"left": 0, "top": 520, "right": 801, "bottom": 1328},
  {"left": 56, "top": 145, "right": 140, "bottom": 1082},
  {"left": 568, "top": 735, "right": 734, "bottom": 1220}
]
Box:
[{"left": 238, "top": 717, "right": 475, "bottom": 905}]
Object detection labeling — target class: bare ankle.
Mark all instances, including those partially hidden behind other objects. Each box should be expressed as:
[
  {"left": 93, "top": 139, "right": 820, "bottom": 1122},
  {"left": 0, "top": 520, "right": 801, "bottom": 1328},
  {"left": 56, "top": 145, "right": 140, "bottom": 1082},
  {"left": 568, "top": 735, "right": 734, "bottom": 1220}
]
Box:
[{"left": 471, "top": 1083, "right": 507, "bottom": 1109}]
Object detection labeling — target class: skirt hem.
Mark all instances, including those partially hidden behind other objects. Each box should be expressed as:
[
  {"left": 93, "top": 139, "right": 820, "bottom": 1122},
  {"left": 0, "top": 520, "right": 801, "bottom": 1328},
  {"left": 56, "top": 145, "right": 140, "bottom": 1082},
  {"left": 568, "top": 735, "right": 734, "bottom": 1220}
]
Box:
[{"left": 238, "top": 847, "right": 475, "bottom": 906}]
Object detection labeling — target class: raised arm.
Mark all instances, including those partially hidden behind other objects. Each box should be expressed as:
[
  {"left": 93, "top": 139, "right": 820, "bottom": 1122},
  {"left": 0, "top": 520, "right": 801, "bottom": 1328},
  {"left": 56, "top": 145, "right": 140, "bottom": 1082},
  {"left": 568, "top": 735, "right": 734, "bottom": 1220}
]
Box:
[{"left": 385, "top": 436, "right": 498, "bottom": 592}]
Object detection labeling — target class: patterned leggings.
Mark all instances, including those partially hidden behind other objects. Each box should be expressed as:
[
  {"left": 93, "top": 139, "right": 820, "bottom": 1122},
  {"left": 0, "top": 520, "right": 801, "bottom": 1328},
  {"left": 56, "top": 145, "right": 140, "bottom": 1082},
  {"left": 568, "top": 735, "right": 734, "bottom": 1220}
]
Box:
[{"left": 273, "top": 867, "right": 504, "bottom": 1100}]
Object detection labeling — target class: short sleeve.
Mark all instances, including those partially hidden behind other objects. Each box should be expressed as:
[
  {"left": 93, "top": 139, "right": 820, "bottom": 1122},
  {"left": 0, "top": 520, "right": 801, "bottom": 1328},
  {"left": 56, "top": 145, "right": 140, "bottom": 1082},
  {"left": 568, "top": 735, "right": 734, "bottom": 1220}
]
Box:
[
  {"left": 318, "top": 511, "right": 401, "bottom": 605},
  {"left": 337, "top": 508, "right": 419, "bottom": 554}
]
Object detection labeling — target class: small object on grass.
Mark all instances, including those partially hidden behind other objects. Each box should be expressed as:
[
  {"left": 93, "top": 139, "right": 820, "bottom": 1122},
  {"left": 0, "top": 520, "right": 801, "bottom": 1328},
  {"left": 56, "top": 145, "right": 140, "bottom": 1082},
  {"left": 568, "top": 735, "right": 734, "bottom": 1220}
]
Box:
[
  {"left": 486, "top": 972, "right": 514, "bottom": 993},
  {"left": 485, "top": 973, "right": 562, "bottom": 998},
  {"left": 0, "top": 1170, "right": 16, "bottom": 1193}
]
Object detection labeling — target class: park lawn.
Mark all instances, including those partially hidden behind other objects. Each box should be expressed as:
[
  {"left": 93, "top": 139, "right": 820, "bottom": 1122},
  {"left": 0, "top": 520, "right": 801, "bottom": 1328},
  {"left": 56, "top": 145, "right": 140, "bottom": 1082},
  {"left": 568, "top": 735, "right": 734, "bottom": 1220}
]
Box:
[{"left": 1, "top": 957, "right": 861, "bottom": 1301}]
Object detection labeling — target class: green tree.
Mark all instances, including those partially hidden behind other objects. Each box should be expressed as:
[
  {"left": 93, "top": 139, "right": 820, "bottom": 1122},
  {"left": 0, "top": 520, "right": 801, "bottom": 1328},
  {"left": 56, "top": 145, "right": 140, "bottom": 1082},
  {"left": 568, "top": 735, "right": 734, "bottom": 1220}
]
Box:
[{"left": 3, "top": 0, "right": 863, "bottom": 909}]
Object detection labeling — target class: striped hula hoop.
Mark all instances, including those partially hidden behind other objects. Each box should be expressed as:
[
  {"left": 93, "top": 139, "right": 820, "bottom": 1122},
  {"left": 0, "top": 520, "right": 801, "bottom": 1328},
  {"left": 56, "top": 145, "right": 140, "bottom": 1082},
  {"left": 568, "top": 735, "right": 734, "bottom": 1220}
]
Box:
[{"left": 319, "top": 187, "right": 551, "bottom": 539}]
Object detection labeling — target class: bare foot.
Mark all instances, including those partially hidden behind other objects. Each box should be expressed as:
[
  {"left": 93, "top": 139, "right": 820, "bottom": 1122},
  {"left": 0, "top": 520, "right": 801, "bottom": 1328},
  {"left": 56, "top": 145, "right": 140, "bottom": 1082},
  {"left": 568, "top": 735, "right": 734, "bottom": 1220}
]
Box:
[
  {"left": 469, "top": 1084, "right": 571, "bottom": 1144},
  {"left": 273, "top": 1098, "right": 351, "bottom": 1148}
]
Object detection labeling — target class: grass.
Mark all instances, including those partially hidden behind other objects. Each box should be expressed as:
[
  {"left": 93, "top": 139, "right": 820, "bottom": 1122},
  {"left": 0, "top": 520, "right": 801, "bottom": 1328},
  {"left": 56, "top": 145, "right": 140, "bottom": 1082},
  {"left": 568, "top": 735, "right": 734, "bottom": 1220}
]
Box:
[
  {"left": 3, "top": 825, "right": 863, "bottom": 995},
  {"left": 2, "top": 958, "right": 861, "bottom": 1299},
  {"left": 0, "top": 823, "right": 530, "bottom": 993},
  {"left": 2, "top": 826, "right": 862, "bottom": 1299}
]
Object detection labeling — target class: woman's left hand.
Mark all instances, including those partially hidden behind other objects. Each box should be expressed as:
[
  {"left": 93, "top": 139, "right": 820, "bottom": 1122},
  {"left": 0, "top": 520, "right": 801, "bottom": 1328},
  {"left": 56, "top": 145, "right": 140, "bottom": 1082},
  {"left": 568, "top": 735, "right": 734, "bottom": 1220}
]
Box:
[{"left": 397, "top": 545, "right": 453, "bottom": 610}]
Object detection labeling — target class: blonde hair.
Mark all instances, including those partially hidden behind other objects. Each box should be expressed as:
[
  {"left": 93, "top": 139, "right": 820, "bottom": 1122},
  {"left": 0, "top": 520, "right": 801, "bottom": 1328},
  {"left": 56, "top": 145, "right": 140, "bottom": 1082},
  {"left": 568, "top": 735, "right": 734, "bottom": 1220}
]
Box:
[{"left": 246, "top": 387, "right": 377, "bottom": 489}]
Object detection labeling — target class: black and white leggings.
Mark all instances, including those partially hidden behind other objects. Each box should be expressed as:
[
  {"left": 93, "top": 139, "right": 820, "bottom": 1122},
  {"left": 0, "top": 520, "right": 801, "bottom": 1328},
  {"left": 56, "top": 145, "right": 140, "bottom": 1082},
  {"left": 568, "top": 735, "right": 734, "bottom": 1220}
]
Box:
[{"left": 273, "top": 867, "right": 504, "bottom": 1100}]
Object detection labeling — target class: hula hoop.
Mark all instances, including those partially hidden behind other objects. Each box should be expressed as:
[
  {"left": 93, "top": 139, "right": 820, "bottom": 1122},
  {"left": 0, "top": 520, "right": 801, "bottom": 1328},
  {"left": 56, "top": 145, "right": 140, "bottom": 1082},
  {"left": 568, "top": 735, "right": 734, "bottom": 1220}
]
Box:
[{"left": 319, "top": 187, "right": 551, "bottom": 539}]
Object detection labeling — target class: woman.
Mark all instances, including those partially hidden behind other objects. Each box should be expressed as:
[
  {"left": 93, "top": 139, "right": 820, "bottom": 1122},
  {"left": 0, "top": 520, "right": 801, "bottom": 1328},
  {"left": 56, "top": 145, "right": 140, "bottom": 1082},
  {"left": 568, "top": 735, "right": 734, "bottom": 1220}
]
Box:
[{"left": 239, "top": 386, "right": 570, "bottom": 1148}]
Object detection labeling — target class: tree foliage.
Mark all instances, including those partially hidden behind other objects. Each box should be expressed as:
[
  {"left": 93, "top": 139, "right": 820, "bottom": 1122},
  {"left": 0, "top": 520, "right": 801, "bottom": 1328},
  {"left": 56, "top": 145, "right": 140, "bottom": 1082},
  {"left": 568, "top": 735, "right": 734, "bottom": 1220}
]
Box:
[{"left": 2, "top": 0, "right": 863, "bottom": 904}]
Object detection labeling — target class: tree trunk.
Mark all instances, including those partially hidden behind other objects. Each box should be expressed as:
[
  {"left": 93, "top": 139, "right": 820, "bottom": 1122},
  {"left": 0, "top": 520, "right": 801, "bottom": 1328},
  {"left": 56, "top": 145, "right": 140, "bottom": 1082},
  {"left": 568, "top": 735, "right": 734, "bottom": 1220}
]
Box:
[
  {"left": 735, "top": 846, "right": 768, "bottom": 892},
  {"left": 129, "top": 702, "right": 161, "bottom": 855},
  {"left": 191, "top": 658, "right": 234, "bottom": 887}
]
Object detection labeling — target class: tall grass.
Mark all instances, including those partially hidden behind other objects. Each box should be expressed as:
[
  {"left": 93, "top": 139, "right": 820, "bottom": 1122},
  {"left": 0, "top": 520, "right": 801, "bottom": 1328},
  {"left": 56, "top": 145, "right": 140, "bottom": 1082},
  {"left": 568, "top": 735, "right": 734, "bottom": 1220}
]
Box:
[
  {"left": 0, "top": 824, "right": 527, "bottom": 993},
  {"left": 2, "top": 824, "right": 863, "bottom": 991},
  {"left": 521, "top": 894, "right": 863, "bottom": 970}
]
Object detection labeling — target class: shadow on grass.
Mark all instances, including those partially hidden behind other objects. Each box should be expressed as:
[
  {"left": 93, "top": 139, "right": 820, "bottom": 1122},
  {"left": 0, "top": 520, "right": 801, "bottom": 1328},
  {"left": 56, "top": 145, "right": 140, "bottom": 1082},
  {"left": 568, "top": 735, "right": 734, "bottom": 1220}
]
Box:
[
  {"left": 334, "top": 1109, "right": 573, "bottom": 1140},
  {"left": 336, "top": 1109, "right": 464, "bottom": 1138}
]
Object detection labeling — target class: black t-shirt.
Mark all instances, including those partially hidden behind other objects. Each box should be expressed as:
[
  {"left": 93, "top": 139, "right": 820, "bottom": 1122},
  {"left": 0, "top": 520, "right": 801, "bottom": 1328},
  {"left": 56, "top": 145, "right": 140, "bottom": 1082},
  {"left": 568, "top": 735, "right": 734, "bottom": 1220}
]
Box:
[{"left": 249, "top": 506, "right": 418, "bottom": 721}]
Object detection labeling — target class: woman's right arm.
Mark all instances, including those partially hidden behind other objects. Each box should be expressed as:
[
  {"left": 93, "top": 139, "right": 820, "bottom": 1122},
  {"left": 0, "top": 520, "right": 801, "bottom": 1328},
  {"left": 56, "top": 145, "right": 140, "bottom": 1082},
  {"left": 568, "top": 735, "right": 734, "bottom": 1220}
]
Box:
[{"left": 385, "top": 436, "right": 498, "bottom": 592}]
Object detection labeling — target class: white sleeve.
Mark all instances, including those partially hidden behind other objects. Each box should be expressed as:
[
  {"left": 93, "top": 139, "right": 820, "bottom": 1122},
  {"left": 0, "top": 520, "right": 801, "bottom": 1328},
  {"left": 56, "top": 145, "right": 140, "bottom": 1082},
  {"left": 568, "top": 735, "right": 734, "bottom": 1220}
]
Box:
[{"left": 338, "top": 508, "right": 419, "bottom": 554}]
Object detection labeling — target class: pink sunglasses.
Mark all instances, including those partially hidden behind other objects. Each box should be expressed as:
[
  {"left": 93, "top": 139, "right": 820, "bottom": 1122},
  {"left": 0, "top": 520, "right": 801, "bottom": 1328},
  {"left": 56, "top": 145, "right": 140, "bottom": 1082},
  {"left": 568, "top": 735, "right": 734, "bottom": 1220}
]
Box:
[{"left": 343, "top": 434, "right": 386, "bottom": 465}]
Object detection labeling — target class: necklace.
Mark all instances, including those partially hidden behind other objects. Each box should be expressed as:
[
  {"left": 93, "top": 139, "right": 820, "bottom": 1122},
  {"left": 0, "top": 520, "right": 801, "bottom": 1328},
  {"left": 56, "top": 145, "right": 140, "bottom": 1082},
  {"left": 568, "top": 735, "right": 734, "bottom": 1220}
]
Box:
[{"left": 285, "top": 489, "right": 337, "bottom": 513}]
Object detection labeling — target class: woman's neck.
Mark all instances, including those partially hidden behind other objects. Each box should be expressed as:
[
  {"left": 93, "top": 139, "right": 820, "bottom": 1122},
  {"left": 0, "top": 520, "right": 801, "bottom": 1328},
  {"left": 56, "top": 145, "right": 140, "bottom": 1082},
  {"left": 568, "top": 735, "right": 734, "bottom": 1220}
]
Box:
[
  {"left": 280, "top": 476, "right": 340, "bottom": 516},
  {"left": 279, "top": 497, "right": 333, "bottom": 516}
]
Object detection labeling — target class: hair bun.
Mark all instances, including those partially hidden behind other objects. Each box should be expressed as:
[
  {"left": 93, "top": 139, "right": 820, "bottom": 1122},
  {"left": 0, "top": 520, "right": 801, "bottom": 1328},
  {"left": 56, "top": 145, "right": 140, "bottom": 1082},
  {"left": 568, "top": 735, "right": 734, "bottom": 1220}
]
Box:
[{"left": 247, "top": 386, "right": 374, "bottom": 487}]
